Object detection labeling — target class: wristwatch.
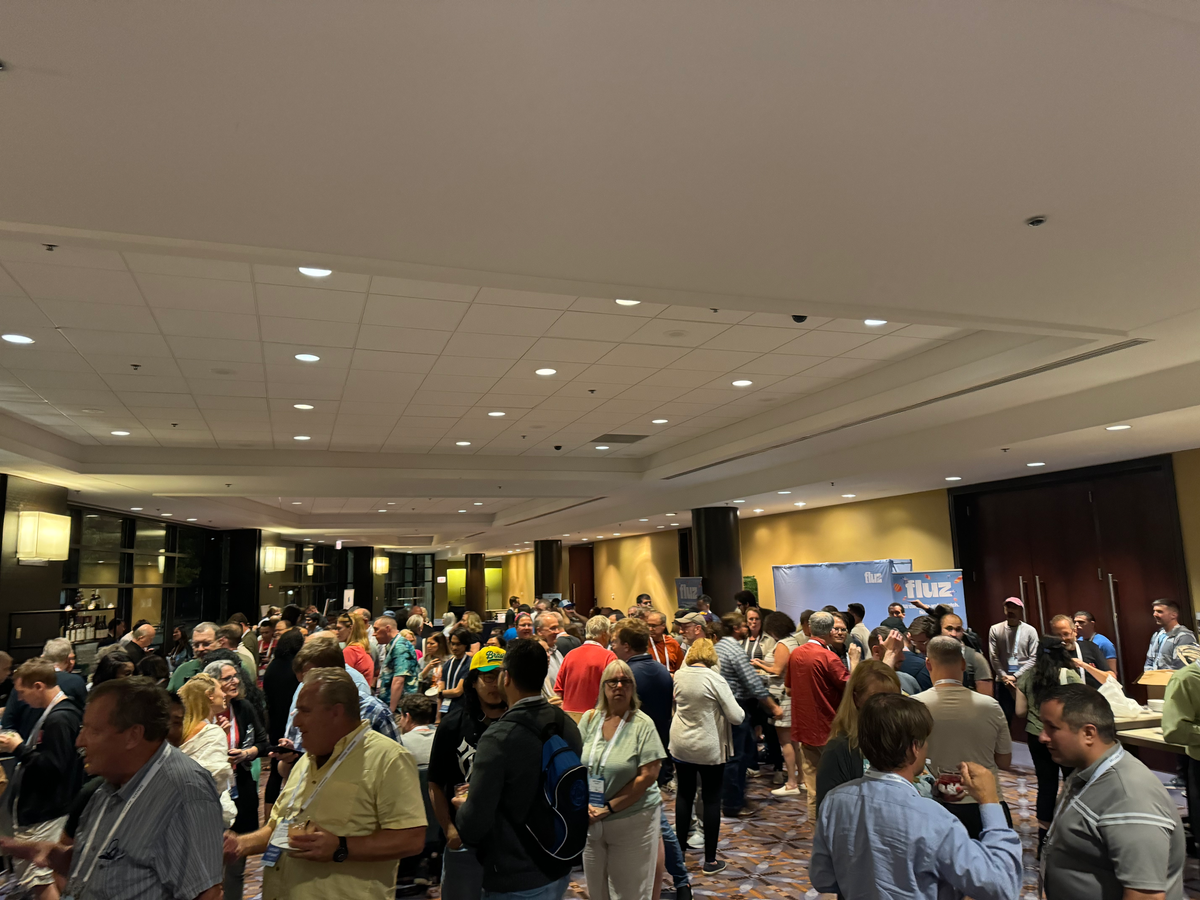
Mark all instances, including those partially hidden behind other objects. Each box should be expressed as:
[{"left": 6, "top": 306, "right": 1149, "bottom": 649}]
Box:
[{"left": 333, "top": 836, "right": 349, "bottom": 863}]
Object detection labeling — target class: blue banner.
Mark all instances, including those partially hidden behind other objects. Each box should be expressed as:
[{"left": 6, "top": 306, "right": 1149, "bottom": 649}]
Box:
[
  {"left": 675, "top": 577, "right": 704, "bottom": 606},
  {"left": 889, "top": 569, "right": 968, "bottom": 629},
  {"left": 772, "top": 560, "right": 912, "bottom": 629}
]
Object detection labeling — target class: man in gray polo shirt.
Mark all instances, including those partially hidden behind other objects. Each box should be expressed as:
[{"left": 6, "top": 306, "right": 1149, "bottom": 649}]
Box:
[
  {"left": 1039, "top": 682, "right": 1184, "bottom": 900},
  {"left": 0, "top": 677, "right": 224, "bottom": 900}
]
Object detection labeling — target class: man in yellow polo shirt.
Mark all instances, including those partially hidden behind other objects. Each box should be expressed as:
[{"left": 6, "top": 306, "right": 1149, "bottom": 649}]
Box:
[{"left": 227, "top": 667, "right": 426, "bottom": 899}]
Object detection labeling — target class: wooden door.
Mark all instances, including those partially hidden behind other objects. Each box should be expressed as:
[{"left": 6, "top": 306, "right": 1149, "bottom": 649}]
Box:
[
  {"left": 960, "top": 488, "right": 1033, "bottom": 631},
  {"left": 1024, "top": 481, "right": 1108, "bottom": 635},
  {"left": 568, "top": 544, "right": 595, "bottom": 617}
]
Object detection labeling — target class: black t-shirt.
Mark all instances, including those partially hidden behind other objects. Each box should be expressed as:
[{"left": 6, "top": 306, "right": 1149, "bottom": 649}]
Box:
[
  {"left": 65, "top": 776, "right": 105, "bottom": 839},
  {"left": 427, "top": 705, "right": 499, "bottom": 824}
]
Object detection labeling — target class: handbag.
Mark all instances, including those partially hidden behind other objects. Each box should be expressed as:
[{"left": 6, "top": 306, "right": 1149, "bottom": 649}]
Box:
[{"left": 1097, "top": 677, "right": 1143, "bottom": 718}]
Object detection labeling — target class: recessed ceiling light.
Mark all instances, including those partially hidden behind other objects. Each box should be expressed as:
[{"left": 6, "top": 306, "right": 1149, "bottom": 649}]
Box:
[
  {"left": 291, "top": 501, "right": 302, "bottom": 505},
  {"left": 488, "top": 411, "right": 506, "bottom": 417},
  {"left": 110, "top": 430, "right": 130, "bottom": 436},
  {"left": 945, "top": 476, "right": 962, "bottom": 482},
  {"left": 753, "top": 508, "right": 765, "bottom": 513},
  {"left": 456, "top": 441, "right": 471, "bottom": 446},
  {"left": 614, "top": 299, "right": 641, "bottom": 306},
  {"left": 864, "top": 319, "right": 888, "bottom": 327},
  {"left": 1106, "top": 424, "right": 1132, "bottom": 431},
  {"left": 613, "top": 533, "right": 621, "bottom": 536},
  {"left": 793, "top": 501, "right": 806, "bottom": 507},
  {"left": 81, "top": 408, "right": 104, "bottom": 413},
  {"left": 473, "top": 502, "right": 483, "bottom": 505},
  {"left": 293, "top": 435, "right": 311, "bottom": 441},
  {"left": 657, "top": 525, "right": 664, "bottom": 528},
  {"left": 778, "top": 491, "right": 791, "bottom": 495},
  {"left": 378, "top": 509, "right": 386, "bottom": 513},
  {"left": 1027, "top": 462, "right": 1046, "bottom": 467},
  {"left": 651, "top": 419, "right": 668, "bottom": 424},
  {"left": 294, "top": 353, "right": 320, "bottom": 362},
  {"left": 597, "top": 535, "right": 604, "bottom": 539},
  {"left": 130, "top": 507, "right": 143, "bottom": 511},
  {"left": 665, "top": 513, "right": 676, "bottom": 516},
  {"left": 595, "top": 445, "right": 610, "bottom": 450},
  {"left": 298, "top": 267, "right": 332, "bottom": 278},
  {"left": 1, "top": 334, "right": 34, "bottom": 344},
  {"left": 732, "top": 499, "right": 745, "bottom": 503},
  {"left": 318, "top": 540, "right": 325, "bottom": 543},
  {"left": 387, "top": 501, "right": 395, "bottom": 505},
  {"left": 294, "top": 403, "right": 314, "bottom": 410},
  {"left": 459, "top": 509, "right": 467, "bottom": 513},
  {"left": 638, "top": 518, "right": 648, "bottom": 522},
  {"left": 732, "top": 379, "right": 753, "bottom": 387},
  {"left": 161, "top": 513, "right": 172, "bottom": 517},
  {"left": 842, "top": 493, "right": 856, "bottom": 498},
  {"left": 535, "top": 368, "right": 557, "bottom": 376},
  {"left": 186, "top": 518, "right": 197, "bottom": 522}
]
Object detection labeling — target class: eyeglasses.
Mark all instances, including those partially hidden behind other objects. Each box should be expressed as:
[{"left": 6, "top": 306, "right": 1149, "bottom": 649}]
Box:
[
  {"left": 604, "top": 678, "right": 634, "bottom": 688},
  {"left": 219, "top": 675, "right": 240, "bottom": 685},
  {"left": 478, "top": 671, "right": 501, "bottom": 684}
]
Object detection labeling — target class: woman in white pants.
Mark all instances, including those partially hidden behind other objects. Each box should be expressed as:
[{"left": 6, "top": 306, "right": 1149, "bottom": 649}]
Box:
[{"left": 580, "top": 658, "right": 665, "bottom": 900}]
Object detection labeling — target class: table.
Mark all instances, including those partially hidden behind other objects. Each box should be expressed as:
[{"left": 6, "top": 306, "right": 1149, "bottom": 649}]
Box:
[
  {"left": 1114, "top": 712, "right": 1162, "bottom": 732},
  {"left": 1117, "top": 726, "right": 1186, "bottom": 754}
]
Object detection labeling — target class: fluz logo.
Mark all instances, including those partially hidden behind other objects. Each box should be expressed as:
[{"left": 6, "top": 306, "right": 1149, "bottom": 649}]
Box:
[
  {"left": 863, "top": 572, "right": 883, "bottom": 584},
  {"left": 905, "top": 581, "right": 954, "bottom": 599}
]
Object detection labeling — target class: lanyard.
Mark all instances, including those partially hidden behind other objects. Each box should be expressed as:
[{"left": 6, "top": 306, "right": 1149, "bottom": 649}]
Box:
[
  {"left": 742, "top": 635, "right": 761, "bottom": 659},
  {"left": 1042, "top": 746, "right": 1125, "bottom": 880},
  {"left": 933, "top": 679, "right": 961, "bottom": 687},
  {"left": 71, "top": 746, "right": 172, "bottom": 891},
  {"left": 650, "top": 639, "right": 666, "bottom": 665},
  {"left": 445, "top": 656, "right": 468, "bottom": 687},
  {"left": 283, "top": 725, "right": 369, "bottom": 819},
  {"left": 227, "top": 713, "right": 240, "bottom": 751},
  {"left": 28, "top": 692, "right": 66, "bottom": 746},
  {"left": 587, "top": 712, "right": 631, "bottom": 774}
]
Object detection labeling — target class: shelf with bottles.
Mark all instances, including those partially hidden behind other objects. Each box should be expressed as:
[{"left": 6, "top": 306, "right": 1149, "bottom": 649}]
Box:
[{"left": 62, "top": 588, "right": 117, "bottom": 643}]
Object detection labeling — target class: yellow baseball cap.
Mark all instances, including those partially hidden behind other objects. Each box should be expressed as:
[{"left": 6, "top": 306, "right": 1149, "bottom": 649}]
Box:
[{"left": 470, "top": 646, "right": 506, "bottom": 672}]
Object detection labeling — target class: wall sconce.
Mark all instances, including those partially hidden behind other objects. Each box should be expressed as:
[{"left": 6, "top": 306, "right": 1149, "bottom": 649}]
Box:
[
  {"left": 263, "top": 545, "right": 288, "bottom": 573},
  {"left": 372, "top": 556, "right": 389, "bottom": 575},
  {"left": 16, "top": 511, "right": 71, "bottom": 563},
  {"left": 306, "top": 560, "right": 315, "bottom": 577}
]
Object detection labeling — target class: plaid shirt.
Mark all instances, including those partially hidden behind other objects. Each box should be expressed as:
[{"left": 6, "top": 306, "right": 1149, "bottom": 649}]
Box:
[{"left": 715, "top": 637, "right": 769, "bottom": 701}]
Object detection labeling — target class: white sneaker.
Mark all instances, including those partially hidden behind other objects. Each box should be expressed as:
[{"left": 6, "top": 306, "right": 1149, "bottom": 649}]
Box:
[
  {"left": 771, "top": 785, "right": 802, "bottom": 797},
  {"left": 687, "top": 829, "right": 705, "bottom": 849}
]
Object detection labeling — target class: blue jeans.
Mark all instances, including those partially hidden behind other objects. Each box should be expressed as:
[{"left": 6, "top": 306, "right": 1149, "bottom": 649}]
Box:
[
  {"left": 482, "top": 874, "right": 571, "bottom": 900},
  {"left": 660, "top": 804, "right": 690, "bottom": 889},
  {"left": 722, "top": 699, "right": 757, "bottom": 814}
]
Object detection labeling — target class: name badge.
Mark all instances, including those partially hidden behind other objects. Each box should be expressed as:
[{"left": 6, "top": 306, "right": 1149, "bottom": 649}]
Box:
[
  {"left": 588, "top": 775, "right": 606, "bottom": 808},
  {"left": 1007, "top": 654, "right": 1018, "bottom": 675},
  {"left": 262, "top": 817, "right": 292, "bottom": 867},
  {"left": 229, "top": 783, "right": 238, "bottom": 800}
]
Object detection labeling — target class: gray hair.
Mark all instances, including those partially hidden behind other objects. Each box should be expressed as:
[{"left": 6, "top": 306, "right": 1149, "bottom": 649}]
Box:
[
  {"left": 442, "top": 611, "right": 457, "bottom": 628},
  {"left": 43, "top": 637, "right": 73, "bottom": 666},
  {"left": 809, "top": 611, "right": 835, "bottom": 638},
  {"left": 406, "top": 615, "right": 425, "bottom": 633},
  {"left": 644, "top": 610, "right": 665, "bottom": 627},
  {"left": 585, "top": 615, "right": 611, "bottom": 641},
  {"left": 535, "top": 612, "right": 560, "bottom": 632},
  {"left": 301, "top": 667, "right": 361, "bottom": 721},
  {"left": 204, "top": 660, "right": 239, "bottom": 680},
  {"left": 193, "top": 621, "right": 218, "bottom": 638}
]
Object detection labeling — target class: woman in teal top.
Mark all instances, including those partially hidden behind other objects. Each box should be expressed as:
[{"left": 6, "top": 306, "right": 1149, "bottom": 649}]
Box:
[{"left": 579, "top": 658, "right": 666, "bottom": 900}]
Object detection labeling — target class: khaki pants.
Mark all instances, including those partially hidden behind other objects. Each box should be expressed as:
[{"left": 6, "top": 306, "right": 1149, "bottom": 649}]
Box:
[
  {"left": 582, "top": 803, "right": 660, "bottom": 900},
  {"left": 799, "top": 743, "right": 824, "bottom": 820}
]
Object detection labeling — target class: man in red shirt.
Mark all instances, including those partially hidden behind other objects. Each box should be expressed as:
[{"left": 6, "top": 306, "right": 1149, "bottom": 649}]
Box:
[
  {"left": 646, "top": 610, "right": 684, "bottom": 674},
  {"left": 787, "top": 611, "right": 860, "bottom": 820},
  {"left": 553, "top": 615, "right": 616, "bottom": 721}
]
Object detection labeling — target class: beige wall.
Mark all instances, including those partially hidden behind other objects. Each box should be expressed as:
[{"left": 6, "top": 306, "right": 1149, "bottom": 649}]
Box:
[
  {"left": 594, "top": 531, "right": 681, "bottom": 616},
  {"left": 502, "top": 550, "right": 535, "bottom": 606},
  {"left": 741, "top": 490, "right": 955, "bottom": 609},
  {"left": 1172, "top": 448, "right": 1200, "bottom": 615}
]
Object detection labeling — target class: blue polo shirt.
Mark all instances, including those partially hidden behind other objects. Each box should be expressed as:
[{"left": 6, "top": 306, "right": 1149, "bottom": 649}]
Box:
[{"left": 626, "top": 653, "right": 673, "bottom": 748}]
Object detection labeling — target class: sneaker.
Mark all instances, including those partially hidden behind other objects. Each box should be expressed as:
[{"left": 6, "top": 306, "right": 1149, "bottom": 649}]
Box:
[
  {"left": 676, "top": 886, "right": 693, "bottom": 900},
  {"left": 747, "top": 767, "right": 765, "bottom": 777},
  {"left": 771, "top": 784, "right": 802, "bottom": 797},
  {"left": 736, "top": 802, "right": 758, "bottom": 817},
  {"left": 702, "top": 860, "right": 727, "bottom": 875},
  {"left": 772, "top": 771, "right": 786, "bottom": 785},
  {"left": 687, "top": 829, "right": 704, "bottom": 850}
]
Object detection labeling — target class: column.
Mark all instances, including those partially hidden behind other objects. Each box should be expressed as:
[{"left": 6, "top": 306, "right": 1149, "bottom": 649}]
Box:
[
  {"left": 690, "top": 506, "right": 743, "bottom": 615},
  {"left": 534, "top": 539, "right": 563, "bottom": 599},
  {"left": 464, "top": 553, "right": 486, "bottom": 615}
]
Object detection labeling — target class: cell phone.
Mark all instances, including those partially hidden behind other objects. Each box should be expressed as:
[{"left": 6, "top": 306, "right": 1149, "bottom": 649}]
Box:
[{"left": 266, "top": 743, "right": 299, "bottom": 757}]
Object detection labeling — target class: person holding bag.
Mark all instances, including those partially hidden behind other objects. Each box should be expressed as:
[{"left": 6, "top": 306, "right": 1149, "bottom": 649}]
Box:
[{"left": 579, "top": 659, "right": 665, "bottom": 900}]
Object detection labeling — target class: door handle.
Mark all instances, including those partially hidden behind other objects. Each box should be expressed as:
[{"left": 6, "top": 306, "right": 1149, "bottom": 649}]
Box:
[
  {"left": 1034, "top": 575, "right": 1047, "bottom": 634},
  {"left": 1107, "top": 574, "right": 1126, "bottom": 685},
  {"left": 1018, "top": 576, "right": 1028, "bottom": 607}
]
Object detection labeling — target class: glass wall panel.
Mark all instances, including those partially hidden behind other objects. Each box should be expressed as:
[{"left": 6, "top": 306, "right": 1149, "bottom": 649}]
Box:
[{"left": 80, "top": 513, "right": 124, "bottom": 550}]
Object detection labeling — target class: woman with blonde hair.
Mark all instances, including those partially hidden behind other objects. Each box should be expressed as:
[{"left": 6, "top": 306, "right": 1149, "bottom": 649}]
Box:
[
  {"left": 335, "top": 612, "right": 375, "bottom": 682},
  {"left": 669, "top": 637, "right": 745, "bottom": 874},
  {"left": 579, "top": 659, "right": 665, "bottom": 900},
  {"left": 177, "top": 674, "right": 237, "bottom": 827},
  {"left": 461, "top": 610, "right": 483, "bottom": 653},
  {"left": 815, "top": 659, "right": 901, "bottom": 812}
]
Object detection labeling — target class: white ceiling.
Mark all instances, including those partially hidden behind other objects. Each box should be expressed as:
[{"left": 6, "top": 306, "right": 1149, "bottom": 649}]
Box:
[{"left": 4, "top": 0, "right": 1200, "bottom": 556}]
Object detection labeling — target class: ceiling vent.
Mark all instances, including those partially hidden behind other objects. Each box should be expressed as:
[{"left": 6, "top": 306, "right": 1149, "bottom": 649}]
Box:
[
  {"left": 507, "top": 497, "right": 607, "bottom": 525},
  {"left": 592, "top": 433, "right": 648, "bottom": 444}
]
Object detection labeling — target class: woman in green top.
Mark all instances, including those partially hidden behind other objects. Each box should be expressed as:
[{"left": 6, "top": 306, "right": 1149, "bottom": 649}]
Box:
[
  {"left": 1015, "top": 635, "right": 1081, "bottom": 855},
  {"left": 579, "top": 658, "right": 666, "bottom": 900}
]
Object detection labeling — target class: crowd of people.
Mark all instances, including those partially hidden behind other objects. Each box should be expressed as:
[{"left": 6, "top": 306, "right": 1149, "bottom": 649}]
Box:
[{"left": 0, "top": 591, "right": 1186, "bottom": 900}]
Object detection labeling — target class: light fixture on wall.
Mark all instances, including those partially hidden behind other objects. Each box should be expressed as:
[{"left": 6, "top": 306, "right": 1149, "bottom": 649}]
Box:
[
  {"left": 263, "top": 545, "right": 288, "bottom": 573},
  {"left": 306, "top": 559, "right": 315, "bottom": 577},
  {"left": 372, "top": 556, "right": 389, "bottom": 575},
  {"left": 16, "top": 511, "right": 71, "bottom": 563}
]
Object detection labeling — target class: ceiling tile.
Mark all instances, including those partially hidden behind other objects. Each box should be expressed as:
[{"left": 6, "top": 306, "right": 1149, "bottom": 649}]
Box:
[
  {"left": 616, "top": 384, "right": 691, "bottom": 402},
  {"left": 86, "top": 355, "right": 183, "bottom": 377},
  {"left": 349, "top": 349, "right": 437, "bottom": 374},
  {"left": 369, "top": 275, "right": 478, "bottom": 302},
  {"left": 343, "top": 370, "right": 425, "bottom": 393},
  {"left": 410, "top": 390, "right": 485, "bottom": 407},
  {"left": 624, "top": 319, "right": 728, "bottom": 347},
  {"left": 546, "top": 312, "right": 647, "bottom": 342},
  {"left": 124, "top": 253, "right": 252, "bottom": 281},
  {"left": 356, "top": 324, "right": 452, "bottom": 354},
  {"left": 396, "top": 416, "right": 461, "bottom": 429},
  {"left": 593, "top": 343, "right": 687, "bottom": 368},
  {"left": 362, "top": 295, "right": 469, "bottom": 331},
  {"left": 429, "top": 355, "right": 515, "bottom": 378},
  {"left": 894, "top": 324, "right": 969, "bottom": 340},
  {"left": 640, "top": 368, "right": 719, "bottom": 388},
  {"left": 335, "top": 400, "right": 409, "bottom": 416},
  {"left": 256, "top": 283, "right": 366, "bottom": 323},
  {"left": 62, "top": 330, "right": 174, "bottom": 356},
  {"left": 474, "top": 287, "right": 576, "bottom": 310},
  {"left": 594, "top": 398, "right": 660, "bottom": 416},
  {"left": 402, "top": 405, "right": 472, "bottom": 418},
  {"left": 195, "top": 395, "right": 270, "bottom": 411},
  {"left": 330, "top": 437, "right": 386, "bottom": 451},
  {"left": 476, "top": 393, "right": 546, "bottom": 408},
  {"left": 656, "top": 306, "right": 749, "bottom": 324},
  {"left": 0, "top": 241, "right": 128, "bottom": 270},
  {"left": 37, "top": 299, "right": 160, "bottom": 333},
  {"left": 261, "top": 343, "right": 354, "bottom": 367},
  {"left": 126, "top": 406, "right": 208, "bottom": 422},
  {"left": 175, "top": 359, "right": 264, "bottom": 381},
  {"left": 441, "top": 333, "right": 536, "bottom": 359},
  {"left": 166, "top": 336, "right": 263, "bottom": 363},
  {"left": 135, "top": 273, "right": 256, "bottom": 313},
  {"left": 458, "top": 304, "right": 562, "bottom": 337},
  {"left": 842, "top": 335, "right": 938, "bottom": 360},
  {"left": 760, "top": 374, "right": 841, "bottom": 394},
  {"left": 700, "top": 324, "right": 796, "bottom": 353},
  {"left": 264, "top": 363, "right": 348, "bottom": 386},
  {"left": 775, "top": 330, "right": 876, "bottom": 356},
  {"left": 5, "top": 263, "right": 145, "bottom": 305},
  {"left": 261, "top": 316, "right": 359, "bottom": 348},
  {"left": 154, "top": 308, "right": 259, "bottom": 340},
  {"left": 0, "top": 326, "right": 76, "bottom": 352},
  {"left": 266, "top": 382, "right": 346, "bottom": 401},
  {"left": 735, "top": 354, "right": 825, "bottom": 376},
  {"left": 185, "top": 378, "right": 268, "bottom": 397},
  {"left": 676, "top": 388, "right": 745, "bottom": 405},
  {"left": 0, "top": 295, "right": 55, "bottom": 328},
  {"left": 669, "top": 348, "right": 760, "bottom": 371},
  {"left": 569, "top": 296, "right": 669, "bottom": 316},
  {"left": 0, "top": 348, "right": 92, "bottom": 372},
  {"left": 35, "top": 388, "right": 126, "bottom": 407},
  {"left": 523, "top": 339, "right": 615, "bottom": 364},
  {"left": 419, "top": 373, "right": 499, "bottom": 393},
  {"left": 253, "top": 264, "right": 370, "bottom": 293},
  {"left": 490, "top": 377, "right": 563, "bottom": 397},
  {"left": 740, "top": 313, "right": 829, "bottom": 329},
  {"left": 575, "top": 365, "right": 658, "bottom": 385},
  {"left": 102, "top": 374, "right": 193, "bottom": 393},
  {"left": 701, "top": 373, "right": 783, "bottom": 391},
  {"left": 802, "top": 357, "right": 883, "bottom": 378},
  {"left": 550, "top": 382, "right": 625, "bottom": 399},
  {"left": 819, "top": 318, "right": 907, "bottom": 335}
]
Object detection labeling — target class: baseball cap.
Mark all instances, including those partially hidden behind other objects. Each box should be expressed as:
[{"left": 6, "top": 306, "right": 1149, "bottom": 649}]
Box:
[
  {"left": 562, "top": 599, "right": 575, "bottom": 609},
  {"left": 675, "top": 611, "right": 707, "bottom": 626},
  {"left": 470, "top": 646, "right": 506, "bottom": 672},
  {"left": 1003, "top": 597, "right": 1024, "bottom": 609}
]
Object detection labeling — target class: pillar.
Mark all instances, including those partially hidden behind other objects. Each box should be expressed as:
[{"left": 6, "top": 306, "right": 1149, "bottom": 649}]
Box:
[
  {"left": 534, "top": 540, "right": 562, "bottom": 599},
  {"left": 690, "top": 506, "right": 743, "bottom": 615},
  {"left": 464, "top": 553, "right": 486, "bottom": 615}
]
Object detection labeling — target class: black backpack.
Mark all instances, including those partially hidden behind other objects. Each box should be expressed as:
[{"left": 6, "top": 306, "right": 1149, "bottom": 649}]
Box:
[{"left": 513, "top": 717, "right": 589, "bottom": 871}]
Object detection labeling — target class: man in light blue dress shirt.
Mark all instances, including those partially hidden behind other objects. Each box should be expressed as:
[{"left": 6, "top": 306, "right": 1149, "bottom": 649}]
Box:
[{"left": 810, "top": 692, "right": 1022, "bottom": 900}]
